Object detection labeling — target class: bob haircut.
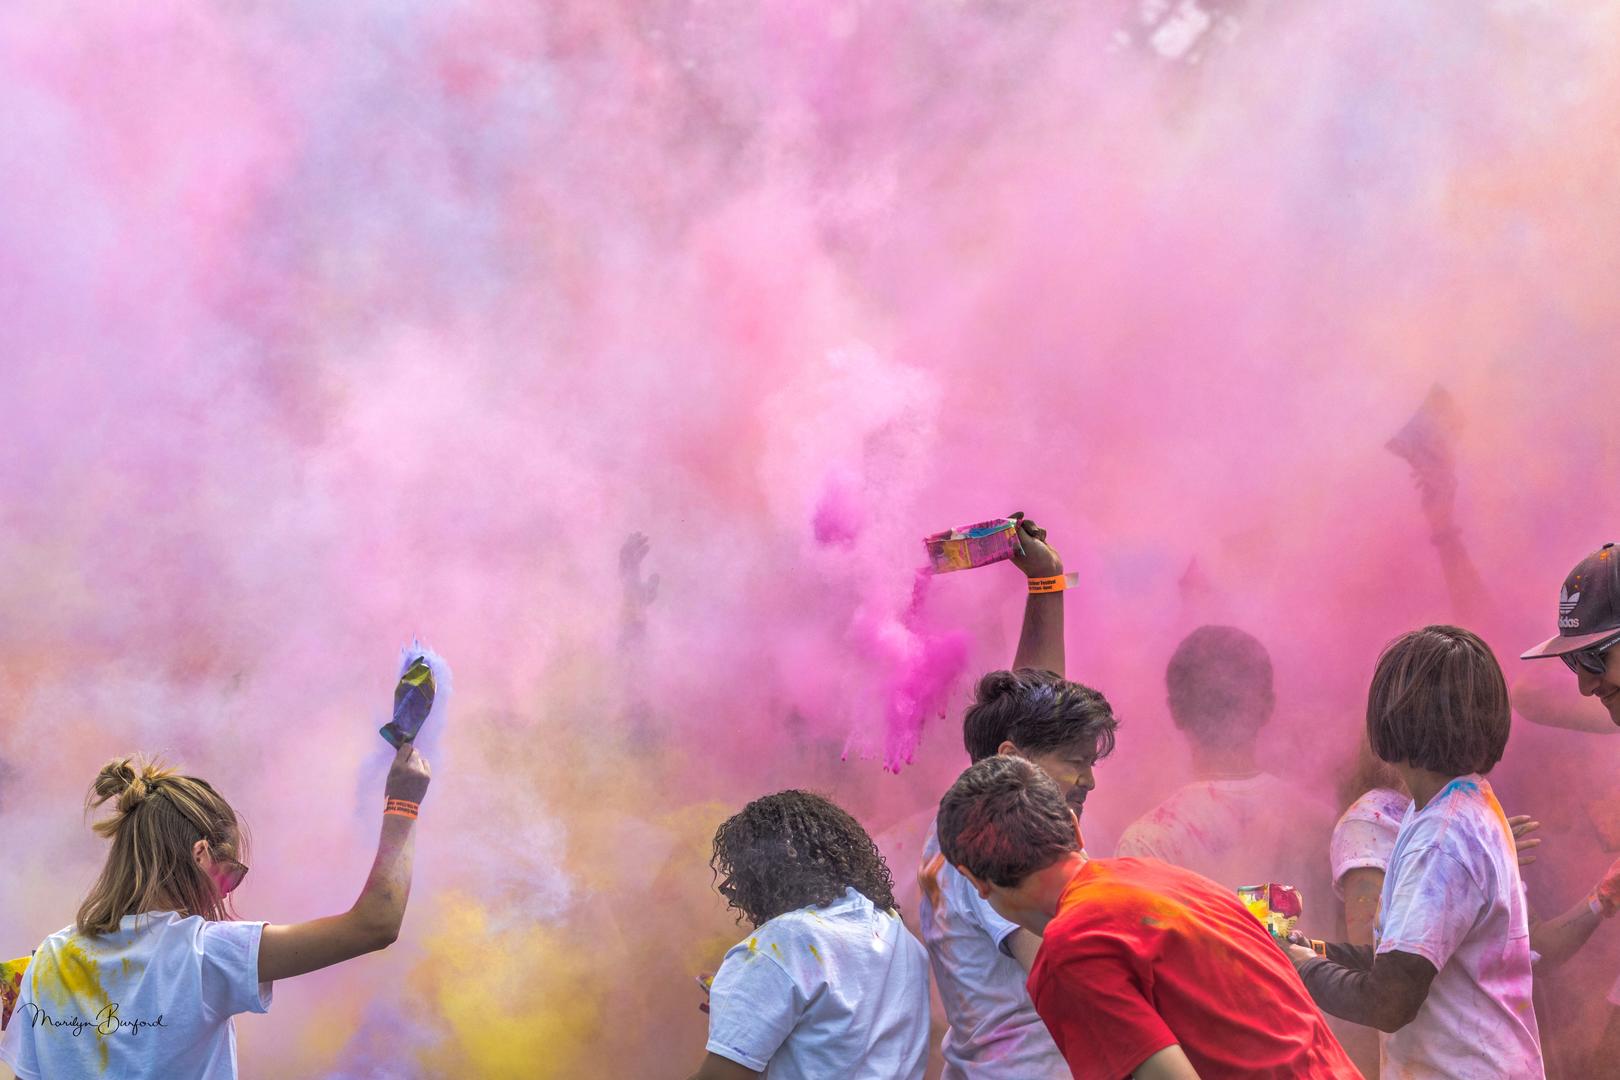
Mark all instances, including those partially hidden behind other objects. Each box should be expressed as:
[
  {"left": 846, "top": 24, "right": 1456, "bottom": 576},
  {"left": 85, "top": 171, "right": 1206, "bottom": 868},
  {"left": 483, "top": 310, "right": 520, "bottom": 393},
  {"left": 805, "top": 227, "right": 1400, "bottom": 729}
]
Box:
[{"left": 1367, "top": 625, "right": 1510, "bottom": 778}]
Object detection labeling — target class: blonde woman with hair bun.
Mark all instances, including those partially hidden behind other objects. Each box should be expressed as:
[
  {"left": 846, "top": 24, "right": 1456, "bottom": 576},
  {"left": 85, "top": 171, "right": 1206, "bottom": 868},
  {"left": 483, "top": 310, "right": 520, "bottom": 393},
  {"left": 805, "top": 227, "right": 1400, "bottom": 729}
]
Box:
[{"left": 0, "top": 741, "right": 430, "bottom": 1080}]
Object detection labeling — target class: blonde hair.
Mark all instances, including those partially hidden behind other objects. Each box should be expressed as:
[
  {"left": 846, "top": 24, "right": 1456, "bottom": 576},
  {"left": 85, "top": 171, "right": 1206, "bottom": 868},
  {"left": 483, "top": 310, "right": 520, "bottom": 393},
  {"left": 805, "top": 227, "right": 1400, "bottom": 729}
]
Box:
[{"left": 75, "top": 756, "right": 248, "bottom": 936}]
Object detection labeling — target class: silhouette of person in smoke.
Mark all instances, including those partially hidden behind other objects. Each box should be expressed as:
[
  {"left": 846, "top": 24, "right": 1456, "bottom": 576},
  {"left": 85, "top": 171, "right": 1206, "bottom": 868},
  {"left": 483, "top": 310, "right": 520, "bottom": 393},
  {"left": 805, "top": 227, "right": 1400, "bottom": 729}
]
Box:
[{"left": 1115, "top": 624, "right": 1337, "bottom": 933}]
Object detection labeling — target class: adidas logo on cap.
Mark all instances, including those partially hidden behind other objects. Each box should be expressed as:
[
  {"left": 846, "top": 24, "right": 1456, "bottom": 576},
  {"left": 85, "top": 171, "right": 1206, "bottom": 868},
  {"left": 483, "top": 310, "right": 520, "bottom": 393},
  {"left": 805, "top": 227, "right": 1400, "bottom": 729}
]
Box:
[{"left": 1559, "top": 585, "right": 1581, "bottom": 628}]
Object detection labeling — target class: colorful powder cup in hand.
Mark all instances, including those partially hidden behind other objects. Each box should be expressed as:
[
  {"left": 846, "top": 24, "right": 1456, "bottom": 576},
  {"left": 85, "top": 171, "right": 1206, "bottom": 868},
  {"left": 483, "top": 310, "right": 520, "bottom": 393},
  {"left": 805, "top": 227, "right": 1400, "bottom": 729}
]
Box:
[
  {"left": 380, "top": 657, "right": 436, "bottom": 748},
  {"left": 1, "top": 956, "right": 28, "bottom": 1031},
  {"left": 924, "top": 518, "right": 1021, "bottom": 574},
  {"left": 1238, "top": 883, "right": 1303, "bottom": 941}
]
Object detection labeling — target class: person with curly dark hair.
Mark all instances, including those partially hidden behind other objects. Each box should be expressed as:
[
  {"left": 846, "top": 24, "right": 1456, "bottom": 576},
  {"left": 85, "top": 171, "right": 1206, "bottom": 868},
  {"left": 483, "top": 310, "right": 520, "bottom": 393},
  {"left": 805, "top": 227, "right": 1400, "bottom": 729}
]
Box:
[
  {"left": 917, "top": 515, "right": 1119, "bottom": 1080},
  {"left": 685, "top": 790, "right": 929, "bottom": 1080}
]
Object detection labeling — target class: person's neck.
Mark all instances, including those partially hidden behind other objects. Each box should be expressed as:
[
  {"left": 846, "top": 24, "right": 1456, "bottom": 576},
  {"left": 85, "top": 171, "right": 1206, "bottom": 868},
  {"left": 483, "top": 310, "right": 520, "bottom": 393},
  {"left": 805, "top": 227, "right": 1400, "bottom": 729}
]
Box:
[
  {"left": 1396, "top": 763, "right": 1463, "bottom": 810},
  {"left": 1021, "top": 851, "right": 1088, "bottom": 936},
  {"left": 1190, "top": 743, "right": 1261, "bottom": 781}
]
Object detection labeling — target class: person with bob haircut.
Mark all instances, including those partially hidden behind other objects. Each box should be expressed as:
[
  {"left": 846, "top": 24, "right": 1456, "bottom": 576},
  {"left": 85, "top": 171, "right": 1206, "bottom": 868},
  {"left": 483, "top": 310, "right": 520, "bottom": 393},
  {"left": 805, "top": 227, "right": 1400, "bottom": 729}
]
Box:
[
  {"left": 938, "top": 754, "right": 1358, "bottom": 1080},
  {"left": 1287, "top": 625, "right": 1544, "bottom": 1079},
  {"left": 0, "top": 742, "right": 431, "bottom": 1080},
  {"left": 686, "top": 790, "right": 929, "bottom": 1080}
]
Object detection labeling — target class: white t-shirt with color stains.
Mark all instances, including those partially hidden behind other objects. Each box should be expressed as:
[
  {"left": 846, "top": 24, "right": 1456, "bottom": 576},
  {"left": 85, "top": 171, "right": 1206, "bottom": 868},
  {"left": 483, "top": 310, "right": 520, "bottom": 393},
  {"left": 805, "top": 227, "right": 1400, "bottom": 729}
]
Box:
[
  {"left": 1329, "top": 786, "right": 1411, "bottom": 896},
  {"left": 1376, "top": 775, "right": 1544, "bottom": 1080},
  {"left": 705, "top": 886, "right": 929, "bottom": 1079},
  {"left": 0, "top": 911, "right": 270, "bottom": 1080},
  {"left": 1115, "top": 773, "right": 1337, "bottom": 932},
  {"left": 919, "top": 820, "right": 1068, "bottom": 1080}
]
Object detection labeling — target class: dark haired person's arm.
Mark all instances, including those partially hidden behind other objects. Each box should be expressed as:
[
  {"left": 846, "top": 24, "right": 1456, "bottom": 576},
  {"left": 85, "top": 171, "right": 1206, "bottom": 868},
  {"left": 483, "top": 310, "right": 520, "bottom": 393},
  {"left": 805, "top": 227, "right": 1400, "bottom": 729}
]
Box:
[
  {"left": 1287, "top": 944, "right": 1436, "bottom": 1032},
  {"left": 1528, "top": 903, "right": 1602, "bottom": 967},
  {"left": 1010, "top": 515, "right": 1065, "bottom": 676},
  {"left": 257, "top": 742, "right": 430, "bottom": 982},
  {"left": 1006, "top": 926, "right": 1042, "bottom": 973},
  {"left": 1134, "top": 1045, "right": 1202, "bottom": 1080},
  {"left": 1511, "top": 661, "right": 1619, "bottom": 733},
  {"left": 1530, "top": 855, "right": 1620, "bottom": 966},
  {"left": 686, "top": 1052, "right": 760, "bottom": 1079}
]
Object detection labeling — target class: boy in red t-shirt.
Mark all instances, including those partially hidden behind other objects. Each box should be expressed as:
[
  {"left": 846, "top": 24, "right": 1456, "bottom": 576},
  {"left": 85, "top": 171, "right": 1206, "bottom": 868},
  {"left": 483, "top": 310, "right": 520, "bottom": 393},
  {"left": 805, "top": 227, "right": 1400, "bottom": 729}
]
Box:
[{"left": 937, "top": 755, "right": 1361, "bottom": 1080}]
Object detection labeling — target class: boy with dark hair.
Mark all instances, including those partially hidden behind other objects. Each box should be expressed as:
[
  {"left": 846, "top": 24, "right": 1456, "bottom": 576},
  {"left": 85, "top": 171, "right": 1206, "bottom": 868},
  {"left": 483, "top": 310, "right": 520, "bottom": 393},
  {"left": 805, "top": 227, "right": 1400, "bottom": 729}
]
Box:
[
  {"left": 1289, "top": 625, "right": 1544, "bottom": 1079},
  {"left": 918, "top": 517, "right": 1119, "bottom": 1079},
  {"left": 938, "top": 755, "right": 1359, "bottom": 1080},
  {"left": 686, "top": 790, "right": 929, "bottom": 1080},
  {"left": 1117, "top": 624, "right": 1335, "bottom": 921}
]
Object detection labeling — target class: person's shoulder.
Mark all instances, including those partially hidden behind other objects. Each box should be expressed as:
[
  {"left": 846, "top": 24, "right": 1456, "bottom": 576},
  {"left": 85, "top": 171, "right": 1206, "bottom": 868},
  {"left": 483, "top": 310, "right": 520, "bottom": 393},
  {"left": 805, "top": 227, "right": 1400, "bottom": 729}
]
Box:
[
  {"left": 39, "top": 923, "right": 80, "bottom": 947},
  {"left": 1055, "top": 860, "right": 1169, "bottom": 920},
  {"left": 749, "top": 889, "right": 867, "bottom": 945},
  {"left": 1423, "top": 779, "right": 1512, "bottom": 853},
  {"left": 1393, "top": 782, "right": 1495, "bottom": 860},
  {"left": 1116, "top": 793, "right": 1195, "bottom": 856},
  {"left": 27, "top": 924, "right": 81, "bottom": 963},
  {"left": 1249, "top": 772, "right": 1338, "bottom": 824},
  {"left": 1038, "top": 866, "right": 1157, "bottom": 967},
  {"left": 1103, "top": 854, "right": 1219, "bottom": 891},
  {"left": 1338, "top": 786, "right": 1408, "bottom": 828}
]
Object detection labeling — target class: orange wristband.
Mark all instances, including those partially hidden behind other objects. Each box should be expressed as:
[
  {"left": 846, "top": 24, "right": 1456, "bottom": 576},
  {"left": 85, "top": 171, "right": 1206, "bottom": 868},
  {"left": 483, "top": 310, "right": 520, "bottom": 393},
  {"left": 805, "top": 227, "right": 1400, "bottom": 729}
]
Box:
[
  {"left": 1028, "top": 573, "right": 1077, "bottom": 594},
  {"left": 384, "top": 798, "right": 420, "bottom": 819}
]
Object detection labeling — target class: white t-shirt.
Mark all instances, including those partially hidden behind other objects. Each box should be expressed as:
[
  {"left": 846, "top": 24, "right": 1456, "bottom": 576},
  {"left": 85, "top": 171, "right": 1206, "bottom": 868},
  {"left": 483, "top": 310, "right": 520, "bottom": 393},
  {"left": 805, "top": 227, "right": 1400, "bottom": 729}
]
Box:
[
  {"left": 919, "top": 820, "right": 1067, "bottom": 1079},
  {"left": 1329, "top": 786, "right": 1411, "bottom": 897},
  {"left": 1376, "top": 775, "right": 1544, "bottom": 1080},
  {"left": 1115, "top": 774, "right": 1337, "bottom": 931},
  {"left": 706, "top": 886, "right": 928, "bottom": 1079},
  {"left": 0, "top": 912, "right": 271, "bottom": 1080}
]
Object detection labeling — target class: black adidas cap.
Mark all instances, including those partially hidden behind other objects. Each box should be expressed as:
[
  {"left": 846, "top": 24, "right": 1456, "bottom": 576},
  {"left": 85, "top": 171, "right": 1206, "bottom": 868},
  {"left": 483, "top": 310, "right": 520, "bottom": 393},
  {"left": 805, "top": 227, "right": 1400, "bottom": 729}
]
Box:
[{"left": 1522, "top": 543, "right": 1620, "bottom": 659}]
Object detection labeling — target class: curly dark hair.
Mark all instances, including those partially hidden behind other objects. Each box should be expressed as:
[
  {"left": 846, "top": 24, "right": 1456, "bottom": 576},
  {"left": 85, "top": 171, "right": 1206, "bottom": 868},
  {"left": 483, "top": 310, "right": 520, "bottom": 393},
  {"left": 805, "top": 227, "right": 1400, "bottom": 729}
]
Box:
[{"left": 710, "top": 790, "right": 899, "bottom": 927}]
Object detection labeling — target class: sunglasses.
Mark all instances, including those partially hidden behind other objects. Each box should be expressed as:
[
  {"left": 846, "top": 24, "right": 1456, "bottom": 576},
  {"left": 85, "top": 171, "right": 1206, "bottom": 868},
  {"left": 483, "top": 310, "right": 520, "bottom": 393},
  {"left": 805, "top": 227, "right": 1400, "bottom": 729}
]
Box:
[
  {"left": 202, "top": 839, "right": 249, "bottom": 896},
  {"left": 1561, "top": 634, "right": 1620, "bottom": 676},
  {"left": 215, "top": 858, "right": 249, "bottom": 896}
]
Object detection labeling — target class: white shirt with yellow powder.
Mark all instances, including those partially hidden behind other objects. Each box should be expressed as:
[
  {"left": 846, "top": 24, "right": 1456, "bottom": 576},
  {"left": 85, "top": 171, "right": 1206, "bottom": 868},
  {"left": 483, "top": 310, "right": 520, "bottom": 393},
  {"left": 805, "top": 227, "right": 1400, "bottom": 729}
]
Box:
[
  {"left": 0, "top": 911, "right": 271, "bottom": 1080},
  {"left": 706, "top": 886, "right": 929, "bottom": 1079}
]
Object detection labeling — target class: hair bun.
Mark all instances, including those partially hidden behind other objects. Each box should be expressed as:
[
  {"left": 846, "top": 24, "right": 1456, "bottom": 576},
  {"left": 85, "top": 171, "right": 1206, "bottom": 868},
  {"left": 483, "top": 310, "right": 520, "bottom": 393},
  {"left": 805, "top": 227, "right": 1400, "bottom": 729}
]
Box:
[
  {"left": 92, "top": 758, "right": 153, "bottom": 814},
  {"left": 974, "top": 668, "right": 1058, "bottom": 705}
]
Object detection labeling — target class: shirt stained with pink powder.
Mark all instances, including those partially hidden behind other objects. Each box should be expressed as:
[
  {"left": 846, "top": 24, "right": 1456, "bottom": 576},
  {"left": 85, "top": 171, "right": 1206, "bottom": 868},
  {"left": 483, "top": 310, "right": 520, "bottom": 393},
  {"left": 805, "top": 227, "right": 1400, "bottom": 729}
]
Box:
[
  {"left": 1329, "top": 786, "right": 1411, "bottom": 897},
  {"left": 1115, "top": 774, "right": 1336, "bottom": 933},
  {"left": 1376, "top": 775, "right": 1543, "bottom": 1079}
]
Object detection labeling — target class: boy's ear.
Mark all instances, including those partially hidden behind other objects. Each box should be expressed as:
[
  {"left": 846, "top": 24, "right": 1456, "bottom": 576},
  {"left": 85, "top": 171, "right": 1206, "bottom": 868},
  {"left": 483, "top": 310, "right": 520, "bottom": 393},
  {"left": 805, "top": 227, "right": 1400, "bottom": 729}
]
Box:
[
  {"left": 957, "top": 866, "right": 994, "bottom": 900},
  {"left": 996, "top": 740, "right": 1019, "bottom": 758}
]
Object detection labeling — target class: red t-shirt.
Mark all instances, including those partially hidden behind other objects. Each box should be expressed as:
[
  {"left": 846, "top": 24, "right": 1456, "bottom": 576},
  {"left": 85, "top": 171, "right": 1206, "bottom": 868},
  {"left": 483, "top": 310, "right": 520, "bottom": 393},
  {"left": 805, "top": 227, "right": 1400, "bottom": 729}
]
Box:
[{"left": 1028, "top": 857, "right": 1360, "bottom": 1080}]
